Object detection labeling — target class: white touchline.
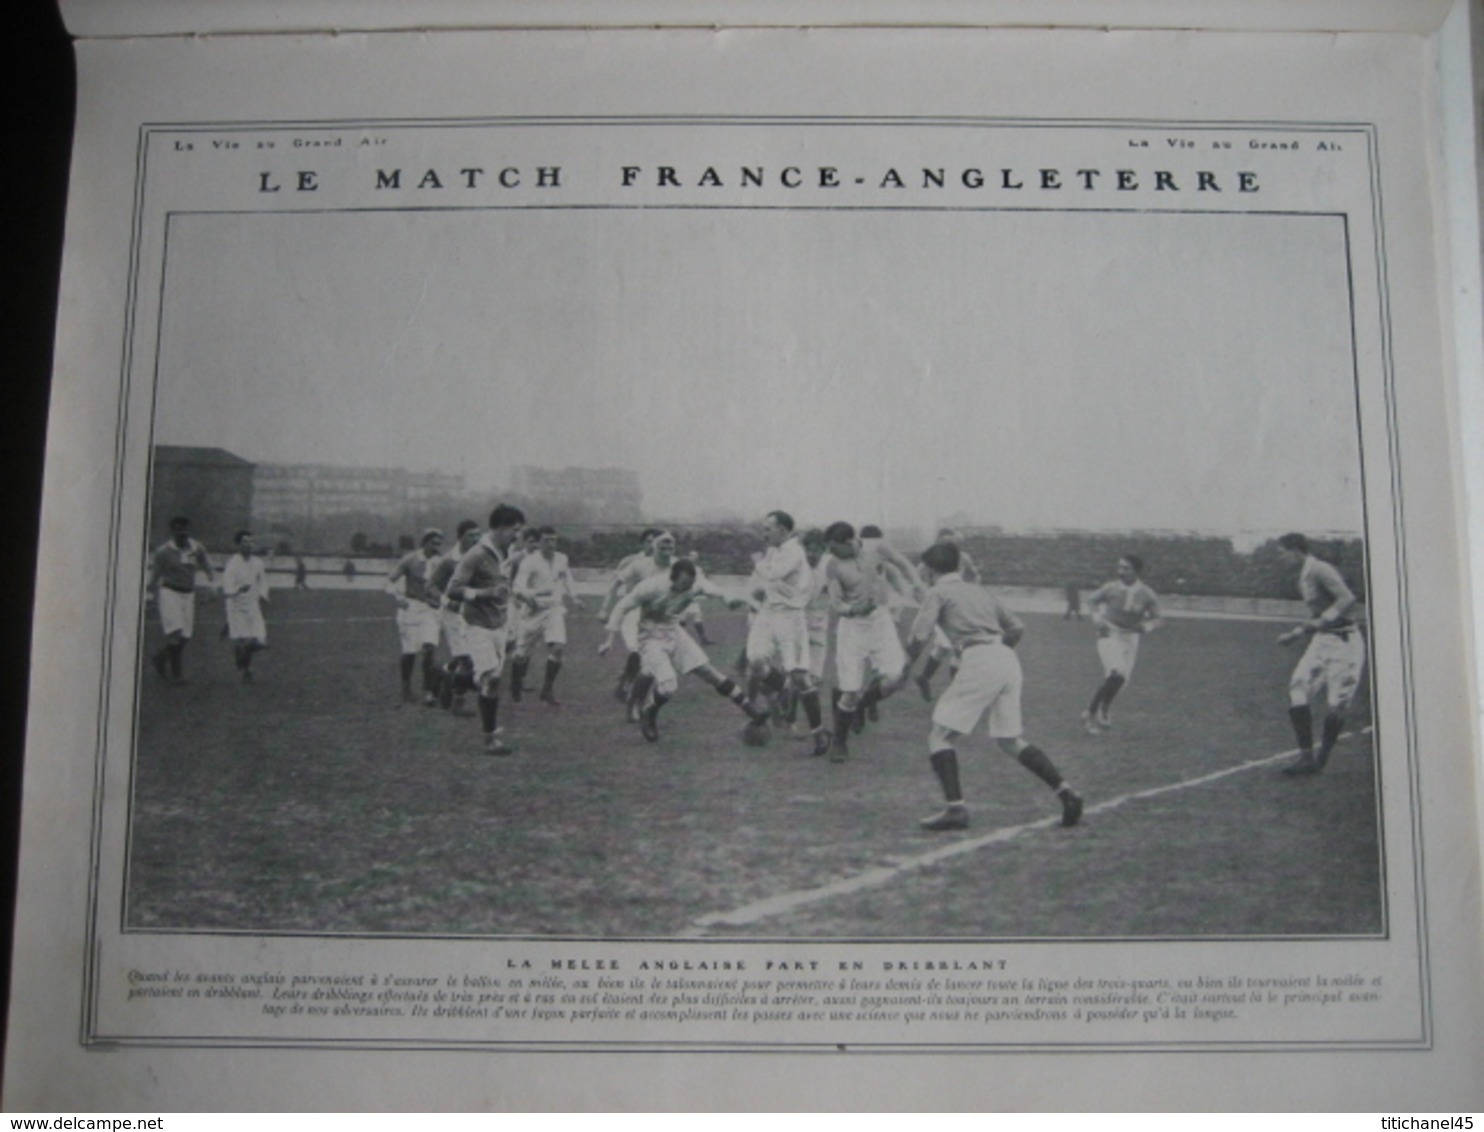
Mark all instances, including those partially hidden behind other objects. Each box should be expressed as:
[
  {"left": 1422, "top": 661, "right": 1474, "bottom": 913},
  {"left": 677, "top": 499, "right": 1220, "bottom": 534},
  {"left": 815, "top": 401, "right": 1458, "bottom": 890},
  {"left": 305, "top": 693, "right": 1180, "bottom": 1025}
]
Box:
[{"left": 682, "top": 727, "right": 1375, "bottom": 936}]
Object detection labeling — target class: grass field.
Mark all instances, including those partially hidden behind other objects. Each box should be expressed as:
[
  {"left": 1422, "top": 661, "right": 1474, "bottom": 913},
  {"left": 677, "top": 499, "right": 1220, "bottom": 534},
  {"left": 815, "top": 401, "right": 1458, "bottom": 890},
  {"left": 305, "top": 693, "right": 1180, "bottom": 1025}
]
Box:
[{"left": 127, "top": 588, "right": 1381, "bottom": 939}]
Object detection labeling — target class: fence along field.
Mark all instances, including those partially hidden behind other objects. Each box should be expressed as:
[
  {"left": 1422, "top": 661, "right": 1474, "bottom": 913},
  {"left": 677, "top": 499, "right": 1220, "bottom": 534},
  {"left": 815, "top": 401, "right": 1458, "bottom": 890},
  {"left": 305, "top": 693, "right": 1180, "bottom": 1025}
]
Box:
[{"left": 127, "top": 587, "right": 1380, "bottom": 939}]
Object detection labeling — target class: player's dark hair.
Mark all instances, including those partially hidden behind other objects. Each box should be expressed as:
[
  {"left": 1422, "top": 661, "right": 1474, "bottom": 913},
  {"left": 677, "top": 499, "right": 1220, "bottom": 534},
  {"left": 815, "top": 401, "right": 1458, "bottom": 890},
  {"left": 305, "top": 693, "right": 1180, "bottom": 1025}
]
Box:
[
  {"left": 1278, "top": 533, "right": 1309, "bottom": 554},
  {"left": 859, "top": 524, "right": 883, "bottom": 539},
  {"left": 234, "top": 529, "right": 252, "bottom": 545},
  {"left": 1122, "top": 554, "right": 1144, "bottom": 575},
  {"left": 169, "top": 516, "right": 191, "bottom": 530},
  {"left": 825, "top": 521, "right": 856, "bottom": 544},
  {"left": 766, "top": 510, "right": 795, "bottom": 532},
  {"left": 936, "top": 527, "right": 960, "bottom": 543},
  {"left": 523, "top": 527, "right": 542, "bottom": 541},
  {"left": 802, "top": 527, "right": 825, "bottom": 546},
  {"left": 921, "top": 543, "right": 960, "bottom": 575},
  {"left": 538, "top": 526, "right": 557, "bottom": 538},
  {"left": 456, "top": 519, "right": 478, "bottom": 537},
  {"left": 641, "top": 527, "right": 664, "bottom": 542},
  {"left": 489, "top": 504, "right": 526, "bottom": 530},
  {"left": 670, "top": 559, "right": 697, "bottom": 582}
]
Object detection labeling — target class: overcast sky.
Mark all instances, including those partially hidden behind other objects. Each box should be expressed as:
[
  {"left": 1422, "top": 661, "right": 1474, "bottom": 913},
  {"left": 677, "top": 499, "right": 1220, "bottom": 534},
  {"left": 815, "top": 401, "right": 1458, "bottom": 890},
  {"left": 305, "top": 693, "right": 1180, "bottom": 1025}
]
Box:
[{"left": 154, "top": 205, "right": 1363, "bottom": 536}]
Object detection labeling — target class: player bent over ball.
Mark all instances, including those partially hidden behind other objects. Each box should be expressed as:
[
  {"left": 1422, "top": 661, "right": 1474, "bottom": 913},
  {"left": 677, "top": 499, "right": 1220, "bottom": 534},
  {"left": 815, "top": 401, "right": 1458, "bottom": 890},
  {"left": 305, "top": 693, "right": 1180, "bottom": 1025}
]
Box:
[
  {"left": 599, "top": 559, "right": 764, "bottom": 743},
  {"left": 895, "top": 542, "right": 1083, "bottom": 832}
]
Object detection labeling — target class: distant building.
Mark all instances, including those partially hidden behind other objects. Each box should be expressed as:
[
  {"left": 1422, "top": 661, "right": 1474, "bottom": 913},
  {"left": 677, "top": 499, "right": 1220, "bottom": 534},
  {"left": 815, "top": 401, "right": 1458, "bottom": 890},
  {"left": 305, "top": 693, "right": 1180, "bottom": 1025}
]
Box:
[
  {"left": 150, "top": 446, "right": 255, "bottom": 551},
  {"left": 509, "top": 465, "right": 642, "bottom": 521},
  {"left": 251, "top": 464, "right": 465, "bottom": 524}
]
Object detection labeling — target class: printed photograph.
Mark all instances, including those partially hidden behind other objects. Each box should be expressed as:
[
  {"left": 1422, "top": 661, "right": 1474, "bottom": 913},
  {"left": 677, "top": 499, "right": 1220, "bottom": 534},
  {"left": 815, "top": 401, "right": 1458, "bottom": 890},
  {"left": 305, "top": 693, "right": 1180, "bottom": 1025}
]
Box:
[{"left": 128, "top": 203, "right": 1379, "bottom": 940}]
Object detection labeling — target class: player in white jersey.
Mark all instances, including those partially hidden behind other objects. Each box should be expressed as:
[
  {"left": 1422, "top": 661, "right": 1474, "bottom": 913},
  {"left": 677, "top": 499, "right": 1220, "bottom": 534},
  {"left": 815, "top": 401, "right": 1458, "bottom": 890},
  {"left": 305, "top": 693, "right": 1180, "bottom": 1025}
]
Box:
[
  {"left": 676, "top": 549, "right": 713, "bottom": 644},
  {"left": 503, "top": 527, "right": 543, "bottom": 646},
  {"left": 779, "top": 530, "right": 834, "bottom": 738},
  {"left": 602, "top": 560, "right": 765, "bottom": 744},
  {"left": 509, "top": 526, "right": 584, "bottom": 705},
  {"left": 386, "top": 528, "right": 445, "bottom": 704},
  {"left": 1275, "top": 533, "right": 1367, "bottom": 775},
  {"left": 426, "top": 519, "right": 481, "bottom": 714},
  {"left": 604, "top": 531, "right": 679, "bottom": 719},
  {"left": 599, "top": 559, "right": 762, "bottom": 742},
  {"left": 915, "top": 528, "right": 978, "bottom": 700},
  {"left": 599, "top": 528, "right": 664, "bottom": 700},
  {"left": 822, "top": 521, "right": 911, "bottom": 762},
  {"left": 147, "top": 516, "right": 216, "bottom": 685},
  {"left": 1081, "top": 554, "right": 1163, "bottom": 732},
  {"left": 746, "top": 510, "right": 830, "bottom": 756},
  {"left": 897, "top": 543, "right": 1083, "bottom": 832},
  {"left": 222, "top": 530, "right": 270, "bottom": 683}
]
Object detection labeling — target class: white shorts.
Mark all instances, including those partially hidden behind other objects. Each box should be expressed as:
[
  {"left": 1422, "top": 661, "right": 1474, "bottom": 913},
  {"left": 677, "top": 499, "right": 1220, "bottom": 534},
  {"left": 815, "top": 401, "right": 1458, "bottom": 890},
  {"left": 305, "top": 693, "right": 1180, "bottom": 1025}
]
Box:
[
  {"left": 440, "top": 607, "right": 470, "bottom": 657},
  {"left": 835, "top": 608, "right": 906, "bottom": 694},
  {"left": 465, "top": 624, "right": 509, "bottom": 684},
  {"left": 514, "top": 605, "right": 567, "bottom": 656},
  {"left": 225, "top": 599, "right": 266, "bottom": 643},
  {"left": 157, "top": 587, "right": 196, "bottom": 640},
  {"left": 1096, "top": 628, "right": 1141, "bottom": 679},
  {"left": 747, "top": 607, "right": 811, "bottom": 674},
  {"left": 806, "top": 610, "right": 830, "bottom": 682},
  {"left": 397, "top": 602, "right": 441, "bottom": 653},
  {"left": 620, "top": 607, "right": 642, "bottom": 652},
  {"left": 931, "top": 641, "right": 1023, "bottom": 739},
  {"left": 1290, "top": 629, "right": 1367, "bottom": 712},
  {"left": 639, "top": 623, "right": 710, "bottom": 696}
]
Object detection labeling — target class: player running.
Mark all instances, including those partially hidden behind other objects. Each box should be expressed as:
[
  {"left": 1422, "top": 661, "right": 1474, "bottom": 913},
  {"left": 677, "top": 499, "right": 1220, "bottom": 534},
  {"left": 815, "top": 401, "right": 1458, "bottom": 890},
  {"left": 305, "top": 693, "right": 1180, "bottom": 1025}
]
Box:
[
  {"left": 897, "top": 542, "right": 1083, "bottom": 832},
  {"left": 915, "top": 527, "right": 977, "bottom": 700},
  {"left": 1274, "top": 533, "right": 1367, "bottom": 775},
  {"left": 746, "top": 511, "right": 830, "bottom": 757},
  {"left": 1082, "top": 554, "right": 1163, "bottom": 733},
  {"left": 447, "top": 505, "right": 526, "bottom": 755},
  {"left": 784, "top": 529, "right": 833, "bottom": 738},
  {"left": 599, "top": 558, "right": 762, "bottom": 742},
  {"left": 598, "top": 528, "right": 664, "bottom": 703},
  {"left": 386, "top": 529, "right": 446, "bottom": 705},
  {"left": 222, "top": 530, "right": 270, "bottom": 683},
  {"left": 426, "top": 519, "right": 482, "bottom": 714},
  {"left": 510, "top": 526, "right": 583, "bottom": 705},
  {"left": 822, "top": 521, "right": 910, "bottom": 762},
  {"left": 147, "top": 516, "right": 215, "bottom": 685}
]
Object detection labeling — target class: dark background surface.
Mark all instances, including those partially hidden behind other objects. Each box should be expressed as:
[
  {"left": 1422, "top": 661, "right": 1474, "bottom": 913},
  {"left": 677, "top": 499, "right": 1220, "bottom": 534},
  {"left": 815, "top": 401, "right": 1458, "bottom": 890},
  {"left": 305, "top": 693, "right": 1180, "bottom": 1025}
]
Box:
[{"left": 8, "top": 0, "right": 74, "bottom": 1077}]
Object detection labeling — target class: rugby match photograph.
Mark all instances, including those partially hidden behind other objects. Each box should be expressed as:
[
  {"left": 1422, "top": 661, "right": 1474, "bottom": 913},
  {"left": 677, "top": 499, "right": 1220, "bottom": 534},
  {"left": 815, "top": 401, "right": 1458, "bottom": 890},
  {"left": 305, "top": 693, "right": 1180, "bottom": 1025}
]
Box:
[{"left": 127, "top": 204, "right": 1380, "bottom": 942}]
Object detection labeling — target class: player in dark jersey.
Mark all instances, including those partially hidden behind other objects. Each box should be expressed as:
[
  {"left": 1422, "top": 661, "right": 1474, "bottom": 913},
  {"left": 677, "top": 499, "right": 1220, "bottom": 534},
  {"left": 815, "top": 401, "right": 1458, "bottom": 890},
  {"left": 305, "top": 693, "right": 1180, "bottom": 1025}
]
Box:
[
  {"left": 147, "top": 516, "right": 215, "bottom": 684},
  {"left": 898, "top": 542, "right": 1083, "bottom": 832}
]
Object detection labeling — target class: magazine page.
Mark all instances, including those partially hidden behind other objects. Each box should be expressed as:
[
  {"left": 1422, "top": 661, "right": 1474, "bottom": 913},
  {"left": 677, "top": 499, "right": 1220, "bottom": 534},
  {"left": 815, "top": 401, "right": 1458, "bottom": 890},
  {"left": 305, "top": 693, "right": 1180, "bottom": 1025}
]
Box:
[{"left": 6, "top": 19, "right": 1481, "bottom": 1111}]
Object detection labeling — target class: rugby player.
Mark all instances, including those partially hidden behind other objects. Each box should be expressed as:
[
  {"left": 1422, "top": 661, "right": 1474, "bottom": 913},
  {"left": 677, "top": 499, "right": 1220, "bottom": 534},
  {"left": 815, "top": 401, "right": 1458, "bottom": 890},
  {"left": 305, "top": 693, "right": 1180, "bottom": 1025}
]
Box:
[
  {"left": 1274, "top": 533, "right": 1367, "bottom": 775},
  {"left": 222, "top": 530, "right": 269, "bottom": 683},
  {"left": 598, "top": 528, "right": 664, "bottom": 701},
  {"left": 823, "top": 521, "right": 909, "bottom": 762},
  {"left": 426, "top": 519, "right": 481, "bottom": 714},
  {"left": 386, "top": 528, "right": 445, "bottom": 705},
  {"left": 447, "top": 504, "right": 526, "bottom": 755},
  {"left": 915, "top": 528, "right": 979, "bottom": 700},
  {"left": 747, "top": 511, "right": 830, "bottom": 757},
  {"left": 147, "top": 516, "right": 215, "bottom": 685},
  {"left": 1082, "top": 554, "right": 1163, "bottom": 733},
  {"left": 898, "top": 542, "right": 1083, "bottom": 832},
  {"left": 599, "top": 558, "right": 760, "bottom": 742},
  {"left": 510, "top": 526, "right": 583, "bottom": 705}
]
